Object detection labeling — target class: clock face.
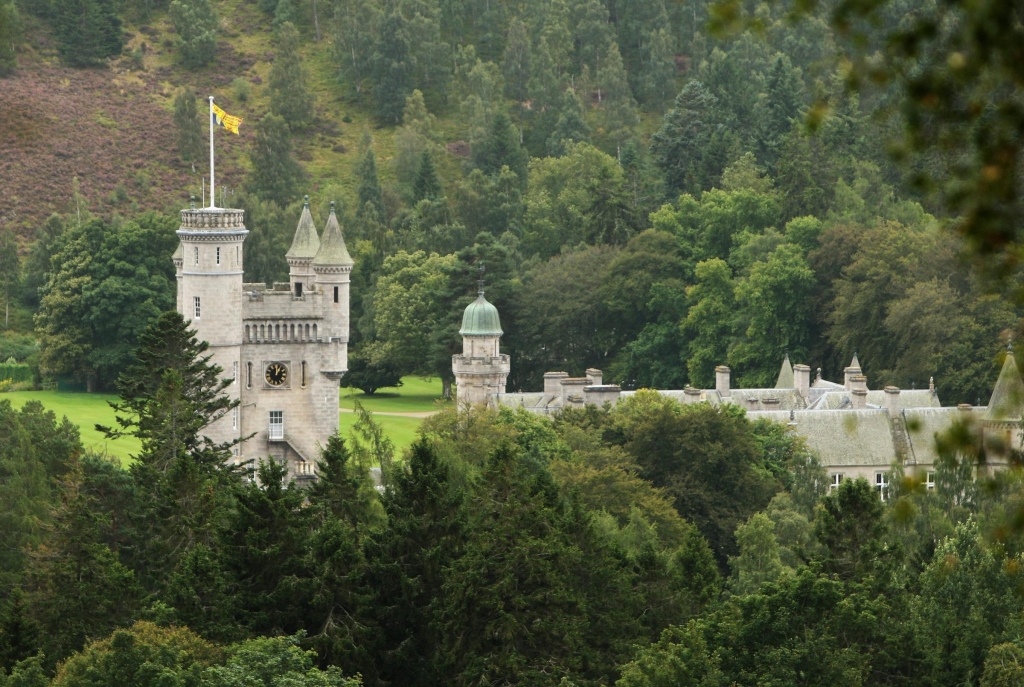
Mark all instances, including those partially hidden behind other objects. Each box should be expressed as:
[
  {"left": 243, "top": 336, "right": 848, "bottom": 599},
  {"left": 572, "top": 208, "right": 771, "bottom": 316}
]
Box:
[{"left": 265, "top": 362, "right": 288, "bottom": 387}]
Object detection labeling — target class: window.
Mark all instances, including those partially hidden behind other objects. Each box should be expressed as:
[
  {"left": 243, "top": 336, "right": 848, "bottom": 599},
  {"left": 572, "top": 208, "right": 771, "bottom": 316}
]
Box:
[
  {"left": 236, "top": 246, "right": 239, "bottom": 265},
  {"left": 245, "top": 325, "right": 250, "bottom": 341},
  {"left": 312, "top": 324, "right": 317, "bottom": 339},
  {"left": 295, "top": 282, "right": 303, "bottom": 297},
  {"left": 830, "top": 473, "right": 844, "bottom": 492},
  {"left": 216, "top": 246, "right": 221, "bottom": 265},
  {"left": 232, "top": 406, "right": 238, "bottom": 430},
  {"left": 875, "top": 472, "right": 889, "bottom": 501},
  {"left": 193, "top": 296, "right": 201, "bottom": 319},
  {"left": 232, "top": 361, "right": 238, "bottom": 385},
  {"left": 290, "top": 324, "right": 295, "bottom": 339},
  {"left": 246, "top": 362, "right": 252, "bottom": 388},
  {"left": 301, "top": 361, "right": 306, "bottom": 387},
  {"left": 194, "top": 246, "right": 199, "bottom": 265},
  {"left": 926, "top": 471, "right": 936, "bottom": 490},
  {"left": 305, "top": 324, "right": 310, "bottom": 338},
  {"left": 269, "top": 410, "right": 283, "bottom": 439},
  {"left": 334, "top": 286, "right": 339, "bottom": 303}
]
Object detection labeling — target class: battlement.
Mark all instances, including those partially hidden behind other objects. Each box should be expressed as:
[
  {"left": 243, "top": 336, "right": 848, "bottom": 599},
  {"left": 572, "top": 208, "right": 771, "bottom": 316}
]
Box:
[
  {"left": 179, "top": 207, "right": 246, "bottom": 230},
  {"left": 453, "top": 354, "right": 510, "bottom": 375}
]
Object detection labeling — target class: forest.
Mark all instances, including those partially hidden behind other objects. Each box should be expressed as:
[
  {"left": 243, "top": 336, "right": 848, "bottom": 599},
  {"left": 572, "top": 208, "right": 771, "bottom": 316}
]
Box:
[{"left": 4, "top": 0, "right": 1024, "bottom": 683}]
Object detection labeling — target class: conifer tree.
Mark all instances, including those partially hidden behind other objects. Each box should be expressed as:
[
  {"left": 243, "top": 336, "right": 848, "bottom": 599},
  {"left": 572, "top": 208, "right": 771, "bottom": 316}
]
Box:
[
  {"left": 169, "top": 0, "right": 217, "bottom": 69},
  {"left": 413, "top": 149, "right": 441, "bottom": 202},
  {"left": 757, "top": 55, "right": 803, "bottom": 173},
  {"left": 471, "top": 110, "right": 529, "bottom": 188},
  {"left": 546, "top": 87, "right": 591, "bottom": 157},
  {"left": 640, "top": 27, "right": 676, "bottom": 108},
  {"left": 651, "top": 80, "right": 719, "bottom": 195},
  {"left": 0, "top": 227, "right": 18, "bottom": 329},
  {"left": 355, "top": 139, "right": 386, "bottom": 222},
  {"left": 371, "top": 6, "right": 412, "bottom": 124},
  {"left": 173, "top": 87, "right": 204, "bottom": 165},
  {"left": 0, "top": 0, "right": 21, "bottom": 76},
  {"left": 596, "top": 42, "right": 636, "bottom": 157},
  {"left": 52, "top": 0, "right": 122, "bottom": 66},
  {"left": 501, "top": 17, "right": 531, "bottom": 102},
  {"left": 571, "top": 0, "right": 611, "bottom": 74},
  {"left": 247, "top": 113, "right": 304, "bottom": 207},
  {"left": 269, "top": 22, "right": 315, "bottom": 130},
  {"left": 729, "top": 512, "right": 786, "bottom": 595}
]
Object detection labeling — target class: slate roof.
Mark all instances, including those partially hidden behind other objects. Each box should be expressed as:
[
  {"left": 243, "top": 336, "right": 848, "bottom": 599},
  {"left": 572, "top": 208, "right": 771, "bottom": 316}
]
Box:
[
  {"left": 986, "top": 350, "right": 1024, "bottom": 422},
  {"left": 903, "top": 407, "right": 969, "bottom": 466},
  {"left": 775, "top": 354, "right": 794, "bottom": 388},
  {"left": 313, "top": 204, "right": 354, "bottom": 266},
  {"left": 748, "top": 409, "right": 899, "bottom": 467},
  {"left": 285, "top": 199, "right": 320, "bottom": 260}
]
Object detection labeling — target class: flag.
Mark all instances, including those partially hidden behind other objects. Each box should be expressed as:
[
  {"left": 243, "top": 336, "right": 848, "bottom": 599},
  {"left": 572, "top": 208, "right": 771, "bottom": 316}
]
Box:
[{"left": 213, "top": 103, "right": 242, "bottom": 135}]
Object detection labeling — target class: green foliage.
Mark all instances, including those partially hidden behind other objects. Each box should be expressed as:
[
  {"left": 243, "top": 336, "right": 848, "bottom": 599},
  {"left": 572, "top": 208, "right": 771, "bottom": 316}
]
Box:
[
  {"left": 617, "top": 622, "right": 724, "bottom": 687},
  {"left": 170, "top": 0, "right": 218, "bottom": 69},
  {"left": 34, "top": 214, "right": 178, "bottom": 390},
  {"left": 0, "top": 0, "right": 19, "bottom": 77},
  {"left": 340, "top": 346, "right": 403, "bottom": 395},
  {"left": 729, "top": 512, "right": 785, "bottom": 595},
  {"left": 371, "top": 7, "right": 412, "bottom": 124},
  {"left": 51, "top": 0, "right": 122, "bottom": 66},
  {"left": 471, "top": 110, "right": 529, "bottom": 189},
  {"left": 204, "top": 634, "right": 361, "bottom": 686},
  {"left": 173, "top": 87, "right": 205, "bottom": 164},
  {"left": 247, "top": 114, "right": 305, "bottom": 207},
  {"left": 269, "top": 22, "right": 315, "bottom": 129},
  {"left": 0, "top": 362, "right": 29, "bottom": 383},
  {"left": 546, "top": 88, "right": 591, "bottom": 157}
]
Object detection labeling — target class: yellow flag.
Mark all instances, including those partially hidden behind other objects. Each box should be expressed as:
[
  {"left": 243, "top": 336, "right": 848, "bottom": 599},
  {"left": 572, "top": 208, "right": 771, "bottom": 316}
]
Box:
[{"left": 213, "top": 103, "right": 242, "bottom": 134}]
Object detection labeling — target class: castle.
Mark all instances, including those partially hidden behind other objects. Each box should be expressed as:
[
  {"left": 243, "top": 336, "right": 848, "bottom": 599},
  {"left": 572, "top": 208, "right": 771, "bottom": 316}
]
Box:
[
  {"left": 453, "top": 294, "right": 1024, "bottom": 494},
  {"left": 173, "top": 198, "right": 352, "bottom": 481}
]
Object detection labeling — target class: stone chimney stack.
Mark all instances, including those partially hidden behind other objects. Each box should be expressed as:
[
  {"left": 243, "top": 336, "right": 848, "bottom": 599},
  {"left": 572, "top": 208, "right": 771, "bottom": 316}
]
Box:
[
  {"left": 794, "top": 364, "right": 811, "bottom": 402},
  {"left": 543, "top": 372, "right": 569, "bottom": 399},
  {"left": 851, "top": 387, "right": 868, "bottom": 409},
  {"left": 850, "top": 374, "right": 868, "bottom": 392},
  {"left": 884, "top": 386, "right": 900, "bottom": 418},
  {"left": 586, "top": 368, "right": 603, "bottom": 386},
  {"left": 683, "top": 387, "right": 702, "bottom": 404},
  {"left": 715, "top": 365, "right": 731, "bottom": 398}
]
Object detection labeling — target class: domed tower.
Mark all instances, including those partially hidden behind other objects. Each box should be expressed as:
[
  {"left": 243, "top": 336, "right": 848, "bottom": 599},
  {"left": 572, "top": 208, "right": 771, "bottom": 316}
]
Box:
[
  {"left": 312, "top": 202, "right": 354, "bottom": 375},
  {"left": 452, "top": 278, "right": 510, "bottom": 408},
  {"left": 286, "top": 196, "right": 320, "bottom": 297},
  {"left": 175, "top": 200, "right": 247, "bottom": 449}
]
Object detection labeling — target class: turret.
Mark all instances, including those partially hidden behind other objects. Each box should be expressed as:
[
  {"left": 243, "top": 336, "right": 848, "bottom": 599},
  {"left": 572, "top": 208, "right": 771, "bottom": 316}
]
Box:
[
  {"left": 286, "top": 196, "right": 320, "bottom": 296},
  {"left": 452, "top": 277, "right": 510, "bottom": 408},
  {"left": 312, "top": 202, "right": 354, "bottom": 375}
]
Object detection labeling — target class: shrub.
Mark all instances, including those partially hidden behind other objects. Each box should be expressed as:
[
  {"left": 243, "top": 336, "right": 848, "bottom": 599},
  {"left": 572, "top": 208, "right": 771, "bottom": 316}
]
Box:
[{"left": 231, "top": 76, "right": 251, "bottom": 102}]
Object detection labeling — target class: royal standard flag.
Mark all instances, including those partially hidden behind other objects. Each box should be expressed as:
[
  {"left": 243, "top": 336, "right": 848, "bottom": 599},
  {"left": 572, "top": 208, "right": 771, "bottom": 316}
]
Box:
[{"left": 213, "top": 103, "right": 242, "bottom": 134}]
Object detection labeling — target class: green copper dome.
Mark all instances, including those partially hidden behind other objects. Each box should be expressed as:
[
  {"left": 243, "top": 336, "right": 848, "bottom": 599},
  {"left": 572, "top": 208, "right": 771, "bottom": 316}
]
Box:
[{"left": 460, "top": 293, "right": 503, "bottom": 336}]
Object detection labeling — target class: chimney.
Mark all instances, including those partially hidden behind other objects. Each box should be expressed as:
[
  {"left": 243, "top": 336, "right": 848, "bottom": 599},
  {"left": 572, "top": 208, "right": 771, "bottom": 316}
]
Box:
[
  {"left": 715, "top": 366, "right": 731, "bottom": 398},
  {"left": 851, "top": 387, "right": 867, "bottom": 410},
  {"left": 683, "top": 386, "right": 702, "bottom": 404},
  {"left": 586, "top": 368, "right": 603, "bottom": 386},
  {"left": 850, "top": 374, "right": 868, "bottom": 392},
  {"left": 543, "top": 372, "right": 568, "bottom": 398},
  {"left": 884, "top": 386, "right": 900, "bottom": 418},
  {"left": 794, "top": 364, "right": 811, "bottom": 401}
]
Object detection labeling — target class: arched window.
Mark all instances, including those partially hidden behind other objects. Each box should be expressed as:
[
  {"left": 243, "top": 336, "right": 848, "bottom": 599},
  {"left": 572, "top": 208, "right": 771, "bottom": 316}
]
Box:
[
  {"left": 275, "top": 324, "right": 280, "bottom": 340},
  {"left": 305, "top": 324, "right": 310, "bottom": 338},
  {"left": 245, "top": 325, "right": 250, "bottom": 341},
  {"left": 290, "top": 324, "right": 295, "bottom": 339},
  {"left": 260, "top": 324, "right": 265, "bottom": 340},
  {"left": 246, "top": 362, "right": 252, "bottom": 388},
  {"left": 301, "top": 361, "right": 307, "bottom": 387},
  {"left": 312, "top": 324, "right": 317, "bottom": 340}
]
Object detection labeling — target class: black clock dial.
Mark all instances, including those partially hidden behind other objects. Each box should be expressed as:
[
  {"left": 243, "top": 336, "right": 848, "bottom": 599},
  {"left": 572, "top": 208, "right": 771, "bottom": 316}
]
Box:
[{"left": 265, "top": 363, "right": 288, "bottom": 386}]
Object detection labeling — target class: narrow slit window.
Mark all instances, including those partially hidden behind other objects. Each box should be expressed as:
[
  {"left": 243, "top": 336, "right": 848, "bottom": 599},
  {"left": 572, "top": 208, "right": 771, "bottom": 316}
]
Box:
[
  {"left": 232, "top": 361, "right": 238, "bottom": 385},
  {"left": 295, "top": 282, "right": 303, "bottom": 297},
  {"left": 246, "top": 362, "right": 252, "bottom": 388},
  {"left": 193, "top": 296, "right": 201, "bottom": 319},
  {"left": 216, "top": 246, "right": 221, "bottom": 265},
  {"left": 232, "top": 406, "right": 238, "bottom": 430},
  {"left": 301, "top": 361, "right": 306, "bottom": 387},
  {"left": 334, "top": 286, "right": 339, "bottom": 303},
  {"left": 194, "top": 246, "right": 199, "bottom": 265}
]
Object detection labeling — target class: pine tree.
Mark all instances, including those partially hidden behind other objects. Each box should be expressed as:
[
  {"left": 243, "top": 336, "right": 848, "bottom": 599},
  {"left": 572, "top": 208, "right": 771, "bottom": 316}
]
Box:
[
  {"left": 471, "top": 110, "right": 529, "bottom": 187},
  {"left": 640, "top": 27, "right": 676, "bottom": 108},
  {"left": 52, "top": 0, "right": 122, "bottom": 66},
  {"left": 0, "top": 227, "right": 18, "bottom": 329},
  {"left": 169, "top": 0, "right": 217, "bottom": 69},
  {"left": 597, "top": 42, "right": 636, "bottom": 157},
  {"left": 173, "top": 87, "right": 204, "bottom": 165},
  {"left": 413, "top": 149, "right": 441, "bottom": 202},
  {"left": 355, "top": 140, "right": 386, "bottom": 222},
  {"left": 546, "top": 87, "right": 591, "bottom": 156},
  {"left": 501, "top": 17, "right": 531, "bottom": 102},
  {"left": 651, "top": 80, "right": 719, "bottom": 195},
  {"left": 269, "top": 22, "right": 315, "bottom": 130},
  {"left": 757, "top": 54, "right": 803, "bottom": 173},
  {"left": 0, "top": 0, "right": 21, "bottom": 76},
  {"left": 247, "top": 113, "right": 304, "bottom": 207},
  {"left": 371, "top": 6, "right": 412, "bottom": 124},
  {"left": 571, "top": 0, "right": 611, "bottom": 74}
]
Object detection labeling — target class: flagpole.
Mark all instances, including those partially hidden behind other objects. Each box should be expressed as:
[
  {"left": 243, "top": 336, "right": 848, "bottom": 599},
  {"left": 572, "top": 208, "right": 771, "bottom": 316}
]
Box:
[{"left": 209, "top": 95, "right": 215, "bottom": 209}]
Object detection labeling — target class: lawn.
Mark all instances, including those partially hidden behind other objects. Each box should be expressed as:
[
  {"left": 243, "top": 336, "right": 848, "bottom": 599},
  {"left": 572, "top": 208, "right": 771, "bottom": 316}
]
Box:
[
  {"left": 340, "top": 376, "right": 452, "bottom": 414},
  {"left": 338, "top": 412, "right": 424, "bottom": 455},
  {"left": 4, "top": 391, "right": 142, "bottom": 464}
]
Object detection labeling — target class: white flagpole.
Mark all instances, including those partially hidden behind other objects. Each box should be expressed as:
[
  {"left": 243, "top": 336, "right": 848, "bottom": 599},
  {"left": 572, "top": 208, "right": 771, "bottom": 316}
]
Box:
[{"left": 209, "top": 96, "right": 216, "bottom": 209}]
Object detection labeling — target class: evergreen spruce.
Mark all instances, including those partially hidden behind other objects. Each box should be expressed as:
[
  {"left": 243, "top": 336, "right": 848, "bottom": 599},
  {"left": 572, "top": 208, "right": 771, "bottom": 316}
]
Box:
[
  {"left": 169, "top": 0, "right": 217, "bottom": 69},
  {"left": 173, "top": 87, "right": 204, "bottom": 165},
  {"left": 640, "top": 27, "right": 676, "bottom": 108},
  {"left": 757, "top": 55, "right": 804, "bottom": 174},
  {"left": 269, "top": 22, "right": 315, "bottom": 130},
  {"left": 371, "top": 7, "right": 412, "bottom": 124},
  {"left": 501, "top": 17, "right": 531, "bottom": 103},
  {"left": 546, "top": 87, "right": 591, "bottom": 157},
  {"left": 52, "top": 0, "right": 122, "bottom": 66},
  {"left": 471, "top": 110, "right": 529, "bottom": 188},
  {"left": 247, "top": 113, "right": 304, "bottom": 207},
  {"left": 413, "top": 150, "right": 441, "bottom": 202},
  {"left": 597, "top": 42, "right": 637, "bottom": 156},
  {"left": 355, "top": 140, "right": 386, "bottom": 222},
  {"left": 651, "top": 80, "right": 719, "bottom": 195},
  {"left": 0, "top": 0, "right": 21, "bottom": 76}
]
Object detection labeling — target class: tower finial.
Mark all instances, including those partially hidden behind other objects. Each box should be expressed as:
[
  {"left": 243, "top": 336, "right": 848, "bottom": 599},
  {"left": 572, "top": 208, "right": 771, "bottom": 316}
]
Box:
[
  {"left": 329, "top": 200, "right": 336, "bottom": 214},
  {"left": 304, "top": 195, "right": 310, "bottom": 207},
  {"left": 477, "top": 263, "right": 486, "bottom": 296},
  {"left": 190, "top": 195, "right": 196, "bottom": 210},
  {"left": 1009, "top": 335, "right": 1013, "bottom": 352}
]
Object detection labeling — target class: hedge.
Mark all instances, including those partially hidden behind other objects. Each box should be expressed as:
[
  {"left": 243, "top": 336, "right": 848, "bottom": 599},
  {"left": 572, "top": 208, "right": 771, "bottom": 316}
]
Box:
[{"left": 0, "top": 363, "right": 32, "bottom": 383}]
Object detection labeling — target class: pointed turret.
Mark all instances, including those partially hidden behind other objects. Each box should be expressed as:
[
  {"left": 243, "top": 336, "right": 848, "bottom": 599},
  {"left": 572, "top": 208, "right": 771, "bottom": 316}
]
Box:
[
  {"left": 774, "top": 352, "right": 794, "bottom": 389},
  {"left": 312, "top": 203, "right": 353, "bottom": 267},
  {"left": 849, "top": 351, "right": 861, "bottom": 370},
  {"left": 986, "top": 346, "right": 1024, "bottom": 421},
  {"left": 844, "top": 350, "right": 863, "bottom": 390},
  {"left": 286, "top": 196, "right": 320, "bottom": 296}
]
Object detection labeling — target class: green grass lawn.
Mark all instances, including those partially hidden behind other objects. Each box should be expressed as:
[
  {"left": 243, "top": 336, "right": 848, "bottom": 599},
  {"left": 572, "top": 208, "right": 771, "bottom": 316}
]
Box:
[
  {"left": 4, "top": 391, "right": 142, "bottom": 464},
  {"left": 338, "top": 412, "right": 424, "bottom": 455},
  {"left": 340, "top": 376, "right": 452, "bottom": 414}
]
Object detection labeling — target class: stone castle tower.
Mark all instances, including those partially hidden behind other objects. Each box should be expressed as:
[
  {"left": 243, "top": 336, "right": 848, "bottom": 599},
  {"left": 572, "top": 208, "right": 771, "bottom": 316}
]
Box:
[
  {"left": 173, "top": 198, "right": 353, "bottom": 481},
  {"left": 452, "top": 284, "right": 510, "bottom": 407}
]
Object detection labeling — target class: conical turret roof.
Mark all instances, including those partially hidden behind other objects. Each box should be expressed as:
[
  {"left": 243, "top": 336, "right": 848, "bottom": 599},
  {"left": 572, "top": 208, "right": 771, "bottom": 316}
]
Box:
[
  {"left": 286, "top": 197, "right": 320, "bottom": 260},
  {"left": 774, "top": 353, "right": 794, "bottom": 388},
  {"left": 313, "top": 203, "right": 354, "bottom": 267},
  {"left": 460, "top": 292, "right": 503, "bottom": 336},
  {"left": 847, "top": 351, "right": 861, "bottom": 370},
  {"left": 987, "top": 348, "right": 1024, "bottom": 421}
]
